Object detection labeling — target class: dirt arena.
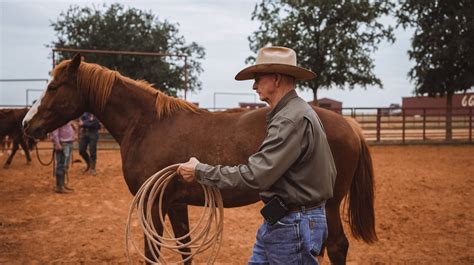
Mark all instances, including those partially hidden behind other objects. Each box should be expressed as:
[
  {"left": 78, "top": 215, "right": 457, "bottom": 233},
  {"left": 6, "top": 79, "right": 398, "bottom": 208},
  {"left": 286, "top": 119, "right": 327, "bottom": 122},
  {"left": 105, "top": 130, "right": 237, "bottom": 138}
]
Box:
[{"left": 0, "top": 145, "right": 472, "bottom": 264}]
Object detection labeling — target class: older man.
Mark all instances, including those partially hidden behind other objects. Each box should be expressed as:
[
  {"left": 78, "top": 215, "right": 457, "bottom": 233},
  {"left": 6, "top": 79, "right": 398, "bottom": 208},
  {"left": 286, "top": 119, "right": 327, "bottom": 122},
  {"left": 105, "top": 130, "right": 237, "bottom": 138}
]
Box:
[{"left": 178, "top": 46, "right": 336, "bottom": 264}]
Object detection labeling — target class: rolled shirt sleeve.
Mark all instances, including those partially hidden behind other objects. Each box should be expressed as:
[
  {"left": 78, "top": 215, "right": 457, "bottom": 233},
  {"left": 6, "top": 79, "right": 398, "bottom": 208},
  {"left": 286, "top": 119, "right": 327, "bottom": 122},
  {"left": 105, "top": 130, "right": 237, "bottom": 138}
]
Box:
[
  {"left": 195, "top": 117, "right": 302, "bottom": 191},
  {"left": 51, "top": 129, "right": 60, "bottom": 147}
]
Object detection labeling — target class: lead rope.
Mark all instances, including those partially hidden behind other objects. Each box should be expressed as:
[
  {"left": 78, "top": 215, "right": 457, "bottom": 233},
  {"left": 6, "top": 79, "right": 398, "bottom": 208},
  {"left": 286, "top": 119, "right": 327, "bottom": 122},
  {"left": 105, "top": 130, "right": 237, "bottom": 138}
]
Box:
[
  {"left": 35, "top": 145, "right": 54, "bottom": 166},
  {"left": 35, "top": 145, "right": 56, "bottom": 180},
  {"left": 125, "top": 164, "right": 224, "bottom": 264}
]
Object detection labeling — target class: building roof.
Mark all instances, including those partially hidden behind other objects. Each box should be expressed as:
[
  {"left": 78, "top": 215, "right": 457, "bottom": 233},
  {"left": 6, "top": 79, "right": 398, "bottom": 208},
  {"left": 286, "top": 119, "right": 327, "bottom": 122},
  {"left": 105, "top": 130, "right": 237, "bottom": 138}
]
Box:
[{"left": 318, "top": 97, "right": 342, "bottom": 104}]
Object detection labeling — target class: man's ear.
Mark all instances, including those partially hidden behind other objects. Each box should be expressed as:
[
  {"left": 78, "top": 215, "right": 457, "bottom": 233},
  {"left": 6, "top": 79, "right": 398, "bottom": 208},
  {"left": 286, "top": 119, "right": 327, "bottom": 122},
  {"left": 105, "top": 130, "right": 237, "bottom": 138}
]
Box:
[
  {"left": 274, "top": 73, "right": 282, "bottom": 87},
  {"left": 69, "top": 53, "right": 82, "bottom": 73}
]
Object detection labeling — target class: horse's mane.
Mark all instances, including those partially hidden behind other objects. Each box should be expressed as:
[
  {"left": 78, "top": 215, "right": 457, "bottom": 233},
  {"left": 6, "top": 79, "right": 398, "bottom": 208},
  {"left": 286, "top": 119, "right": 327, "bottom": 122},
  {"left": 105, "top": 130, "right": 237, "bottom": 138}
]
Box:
[{"left": 53, "top": 60, "right": 199, "bottom": 118}]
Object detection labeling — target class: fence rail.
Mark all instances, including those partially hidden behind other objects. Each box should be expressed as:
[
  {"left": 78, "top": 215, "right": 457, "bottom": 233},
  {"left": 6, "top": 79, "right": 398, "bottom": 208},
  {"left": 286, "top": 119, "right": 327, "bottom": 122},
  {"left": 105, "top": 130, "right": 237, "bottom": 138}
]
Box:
[
  {"left": 335, "top": 107, "right": 473, "bottom": 144},
  {"left": 1, "top": 106, "right": 472, "bottom": 150}
]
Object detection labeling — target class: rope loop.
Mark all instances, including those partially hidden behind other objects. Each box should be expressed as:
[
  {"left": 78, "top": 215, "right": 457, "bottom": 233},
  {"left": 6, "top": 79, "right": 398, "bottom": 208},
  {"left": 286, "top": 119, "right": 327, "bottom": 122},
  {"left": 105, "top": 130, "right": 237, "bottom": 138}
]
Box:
[{"left": 35, "top": 145, "right": 54, "bottom": 166}]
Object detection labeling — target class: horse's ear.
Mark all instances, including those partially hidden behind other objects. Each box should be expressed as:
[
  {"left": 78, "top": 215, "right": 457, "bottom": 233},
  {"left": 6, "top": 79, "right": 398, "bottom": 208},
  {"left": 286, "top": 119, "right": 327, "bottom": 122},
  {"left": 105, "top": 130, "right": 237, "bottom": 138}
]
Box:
[{"left": 69, "top": 53, "right": 82, "bottom": 73}]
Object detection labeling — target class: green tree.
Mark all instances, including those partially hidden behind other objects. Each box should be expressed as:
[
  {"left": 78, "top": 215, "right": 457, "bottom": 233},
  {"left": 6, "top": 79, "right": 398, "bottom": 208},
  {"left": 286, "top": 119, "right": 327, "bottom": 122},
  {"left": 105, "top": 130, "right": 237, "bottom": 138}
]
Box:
[
  {"left": 397, "top": 0, "right": 474, "bottom": 140},
  {"left": 248, "top": 0, "right": 395, "bottom": 102},
  {"left": 49, "top": 3, "right": 205, "bottom": 96}
]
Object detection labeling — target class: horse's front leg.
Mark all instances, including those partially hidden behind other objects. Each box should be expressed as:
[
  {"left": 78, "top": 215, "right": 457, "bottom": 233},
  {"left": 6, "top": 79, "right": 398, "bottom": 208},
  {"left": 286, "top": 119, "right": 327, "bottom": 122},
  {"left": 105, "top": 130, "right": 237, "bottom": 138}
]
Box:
[
  {"left": 143, "top": 179, "right": 184, "bottom": 264},
  {"left": 168, "top": 203, "right": 192, "bottom": 265},
  {"left": 3, "top": 139, "right": 19, "bottom": 168},
  {"left": 18, "top": 137, "right": 32, "bottom": 164},
  {"left": 144, "top": 201, "right": 167, "bottom": 264}
]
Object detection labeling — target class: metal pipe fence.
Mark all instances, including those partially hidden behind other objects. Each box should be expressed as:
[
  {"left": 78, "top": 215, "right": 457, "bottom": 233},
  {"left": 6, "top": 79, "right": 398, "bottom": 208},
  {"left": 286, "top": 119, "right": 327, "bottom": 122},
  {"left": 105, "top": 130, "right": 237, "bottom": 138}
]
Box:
[{"left": 0, "top": 79, "right": 48, "bottom": 106}]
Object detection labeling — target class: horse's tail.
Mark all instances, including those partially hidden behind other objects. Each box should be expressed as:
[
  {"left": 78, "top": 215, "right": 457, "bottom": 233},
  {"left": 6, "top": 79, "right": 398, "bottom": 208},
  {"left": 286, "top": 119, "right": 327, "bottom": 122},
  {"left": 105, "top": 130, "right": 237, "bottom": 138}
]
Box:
[{"left": 348, "top": 135, "right": 377, "bottom": 243}]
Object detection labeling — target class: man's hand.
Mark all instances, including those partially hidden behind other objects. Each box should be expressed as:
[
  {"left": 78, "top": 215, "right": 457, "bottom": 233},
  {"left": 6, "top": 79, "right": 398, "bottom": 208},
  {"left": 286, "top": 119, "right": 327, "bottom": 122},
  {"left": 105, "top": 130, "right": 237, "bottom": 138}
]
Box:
[
  {"left": 177, "top": 157, "right": 200, "bottom": 183},
  {"left": 54, "top": 144, "right": 62, "bottom": 151}
]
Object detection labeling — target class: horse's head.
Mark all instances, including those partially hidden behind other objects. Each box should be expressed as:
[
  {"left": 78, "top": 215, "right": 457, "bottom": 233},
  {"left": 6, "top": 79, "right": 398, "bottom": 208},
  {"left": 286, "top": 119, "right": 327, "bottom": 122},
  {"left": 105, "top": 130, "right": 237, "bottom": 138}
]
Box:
[{"left": 23, "top": 54, "right": 84, "bottom": 139}]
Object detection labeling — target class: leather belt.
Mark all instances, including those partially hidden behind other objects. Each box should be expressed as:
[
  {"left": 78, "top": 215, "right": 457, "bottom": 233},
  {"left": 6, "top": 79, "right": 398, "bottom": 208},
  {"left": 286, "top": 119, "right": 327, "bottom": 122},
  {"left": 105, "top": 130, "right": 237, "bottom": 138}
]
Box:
[{"left": 287, "top": 201, "right": 324, "bottom": 213}]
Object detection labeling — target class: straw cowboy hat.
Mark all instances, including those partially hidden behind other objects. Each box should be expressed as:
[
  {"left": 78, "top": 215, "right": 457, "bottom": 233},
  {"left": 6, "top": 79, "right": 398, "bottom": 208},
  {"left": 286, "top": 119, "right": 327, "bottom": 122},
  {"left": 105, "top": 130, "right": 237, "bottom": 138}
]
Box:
[{"left": 235, "top": 46, "right": 316, "bottom": 81}]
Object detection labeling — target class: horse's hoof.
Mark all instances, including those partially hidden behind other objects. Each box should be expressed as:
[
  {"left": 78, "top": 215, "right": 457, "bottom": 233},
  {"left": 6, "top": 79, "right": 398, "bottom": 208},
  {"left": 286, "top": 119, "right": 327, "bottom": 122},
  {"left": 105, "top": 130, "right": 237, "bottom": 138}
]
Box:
[
  {"left": 82, "top": 165, "right": 90, "bottom": 174},
  {"left": 3, "top": 164, "right": 10, "bottom": 169},
  {"left": 27, "top": 161, "right": 31, "bottom": 165}
]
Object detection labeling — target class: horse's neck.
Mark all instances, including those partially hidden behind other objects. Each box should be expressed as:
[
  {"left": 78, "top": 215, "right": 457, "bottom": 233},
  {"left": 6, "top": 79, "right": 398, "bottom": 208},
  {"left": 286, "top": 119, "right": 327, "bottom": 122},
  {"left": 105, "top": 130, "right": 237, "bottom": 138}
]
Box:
[{"left": 95, "top": 79, "right": 156, "bottom": 145}]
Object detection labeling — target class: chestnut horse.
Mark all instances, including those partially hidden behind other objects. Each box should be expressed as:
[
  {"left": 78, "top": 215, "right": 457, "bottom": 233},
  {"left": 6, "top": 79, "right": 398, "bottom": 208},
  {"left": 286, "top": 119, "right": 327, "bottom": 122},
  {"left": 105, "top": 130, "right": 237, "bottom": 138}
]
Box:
[
  {"left": 0, "top": 108, "right": 34, "bottom": 168},
  {"left": 23, "top": 54, "right": 376, "bottom": 264}
]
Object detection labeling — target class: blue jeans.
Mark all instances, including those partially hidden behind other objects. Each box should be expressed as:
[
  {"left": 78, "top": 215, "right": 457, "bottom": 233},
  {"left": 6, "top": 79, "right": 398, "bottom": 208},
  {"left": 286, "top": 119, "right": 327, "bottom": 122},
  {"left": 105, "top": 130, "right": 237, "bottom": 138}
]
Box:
[
  {"left": 55, "top": 142, "right": 73, "bottom": 187},
  {"left": 79, "top": 130, "right": 98, "bottom": 165},
  {"left": 249, "top": 205, "right": 328, "bottom": 265}
]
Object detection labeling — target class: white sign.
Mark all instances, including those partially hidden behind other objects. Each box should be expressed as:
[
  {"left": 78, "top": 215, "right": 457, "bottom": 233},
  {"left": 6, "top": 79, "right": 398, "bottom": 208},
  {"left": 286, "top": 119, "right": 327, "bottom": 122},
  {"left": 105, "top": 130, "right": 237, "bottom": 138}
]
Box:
[{"left": 461, "top": 95, "right": 474, "bottom": 107}]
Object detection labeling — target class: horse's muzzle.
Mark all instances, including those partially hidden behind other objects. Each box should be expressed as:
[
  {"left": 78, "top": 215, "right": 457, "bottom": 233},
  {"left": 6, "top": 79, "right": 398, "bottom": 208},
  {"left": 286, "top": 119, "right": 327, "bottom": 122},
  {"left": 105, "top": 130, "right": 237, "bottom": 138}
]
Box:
[{"left": 25, "top": 123, "right": 46, "bottom": 139}]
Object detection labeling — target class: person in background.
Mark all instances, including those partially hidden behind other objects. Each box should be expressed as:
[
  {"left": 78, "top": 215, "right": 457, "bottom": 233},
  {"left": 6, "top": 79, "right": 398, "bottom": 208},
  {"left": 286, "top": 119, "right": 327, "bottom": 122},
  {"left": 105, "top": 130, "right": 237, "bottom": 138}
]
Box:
[
  {"left": 51, "top": 121, "right": 76, "bottom": 193},
  {"left": 1, "top": 136, "right": 11, "bottom": 155},
  {"left": 79, "top": 112, "right": 100, "bottom": 175}
]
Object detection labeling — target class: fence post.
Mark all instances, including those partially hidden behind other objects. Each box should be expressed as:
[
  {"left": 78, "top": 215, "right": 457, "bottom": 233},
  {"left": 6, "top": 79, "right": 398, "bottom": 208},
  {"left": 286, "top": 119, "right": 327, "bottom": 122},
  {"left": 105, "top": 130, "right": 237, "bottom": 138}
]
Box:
[
  {"left": 423, "top": 108, "right": 426, "bottom": 141},
  {"left": 470, "top": 108, "right": 472, "bottom": 143},
  {"left": 376, "top": 108, "right": 381, "bottom": 142},
  {"left": 402, "top": 108, "right": 406, "bottom": 144}
]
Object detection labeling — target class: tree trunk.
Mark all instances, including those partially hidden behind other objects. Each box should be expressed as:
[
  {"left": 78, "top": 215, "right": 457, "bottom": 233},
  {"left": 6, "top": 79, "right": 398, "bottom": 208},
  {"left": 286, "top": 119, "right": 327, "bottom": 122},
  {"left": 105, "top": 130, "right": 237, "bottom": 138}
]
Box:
[
  {"left": 312, "top": 87, "right": 318, "bottom": 106},
  {"left": 446, "top": 92, "right": 453, "bottom": 141}
]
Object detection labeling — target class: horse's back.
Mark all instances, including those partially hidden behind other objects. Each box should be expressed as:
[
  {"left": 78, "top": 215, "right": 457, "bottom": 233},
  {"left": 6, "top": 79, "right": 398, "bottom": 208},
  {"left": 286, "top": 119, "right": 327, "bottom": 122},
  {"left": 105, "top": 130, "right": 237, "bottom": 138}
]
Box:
[
  {"left": 0, "top": 108, "right": 28, "bottom": 138},
  {"left": 123, "top": 105, "right": 360, "bottom": 203}
]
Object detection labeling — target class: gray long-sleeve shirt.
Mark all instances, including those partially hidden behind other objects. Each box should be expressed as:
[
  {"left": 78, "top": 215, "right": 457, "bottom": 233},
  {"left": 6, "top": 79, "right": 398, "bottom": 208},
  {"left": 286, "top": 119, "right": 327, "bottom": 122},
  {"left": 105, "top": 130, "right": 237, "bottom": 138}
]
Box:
[{"left": 195, "top": 90, "right": 336, "bottom": 207}]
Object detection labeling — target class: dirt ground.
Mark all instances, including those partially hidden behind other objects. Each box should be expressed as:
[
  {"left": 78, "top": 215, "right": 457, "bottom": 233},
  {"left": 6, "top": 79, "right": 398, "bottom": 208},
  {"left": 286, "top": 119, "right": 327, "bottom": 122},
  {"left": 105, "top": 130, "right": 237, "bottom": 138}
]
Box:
[{"left": 0, "top": 145, "right": 473, "bottom": 264}]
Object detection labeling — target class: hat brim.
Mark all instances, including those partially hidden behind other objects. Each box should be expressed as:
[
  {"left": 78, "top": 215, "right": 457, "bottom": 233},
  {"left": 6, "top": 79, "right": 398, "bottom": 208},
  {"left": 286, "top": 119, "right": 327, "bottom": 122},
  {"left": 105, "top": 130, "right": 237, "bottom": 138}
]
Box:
[{"left": 235, "top": 64, "right": 316, "bottom": 81}]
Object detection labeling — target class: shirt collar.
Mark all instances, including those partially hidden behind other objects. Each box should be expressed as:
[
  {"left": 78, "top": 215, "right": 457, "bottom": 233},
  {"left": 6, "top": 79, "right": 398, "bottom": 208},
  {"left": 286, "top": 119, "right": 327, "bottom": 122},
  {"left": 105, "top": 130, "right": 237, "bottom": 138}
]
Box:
[{"left": 266, "top": 89, "right": 298, "bottom": 122}]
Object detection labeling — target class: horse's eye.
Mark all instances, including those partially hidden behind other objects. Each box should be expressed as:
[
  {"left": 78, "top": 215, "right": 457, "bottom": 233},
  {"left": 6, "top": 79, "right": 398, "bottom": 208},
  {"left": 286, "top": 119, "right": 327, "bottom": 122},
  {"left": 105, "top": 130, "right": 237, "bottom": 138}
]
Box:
[{"left": 48, "top": 85, "right": 58, "bottom": 92}]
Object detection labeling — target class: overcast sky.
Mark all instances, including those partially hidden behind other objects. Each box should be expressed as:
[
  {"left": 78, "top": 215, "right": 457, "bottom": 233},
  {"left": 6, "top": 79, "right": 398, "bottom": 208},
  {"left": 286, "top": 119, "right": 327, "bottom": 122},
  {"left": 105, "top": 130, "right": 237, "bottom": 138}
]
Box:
[{"left": 1, "top": 0, "right": 419, "bottom": 108}]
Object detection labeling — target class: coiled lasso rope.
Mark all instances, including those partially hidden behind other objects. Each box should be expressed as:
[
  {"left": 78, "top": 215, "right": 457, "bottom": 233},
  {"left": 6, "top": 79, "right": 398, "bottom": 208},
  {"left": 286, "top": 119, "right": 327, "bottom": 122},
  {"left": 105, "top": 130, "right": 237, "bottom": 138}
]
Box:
[{"left": 125, "top": 164, "right": 224, "bottom": 264}]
